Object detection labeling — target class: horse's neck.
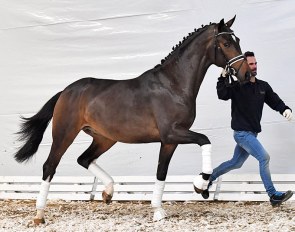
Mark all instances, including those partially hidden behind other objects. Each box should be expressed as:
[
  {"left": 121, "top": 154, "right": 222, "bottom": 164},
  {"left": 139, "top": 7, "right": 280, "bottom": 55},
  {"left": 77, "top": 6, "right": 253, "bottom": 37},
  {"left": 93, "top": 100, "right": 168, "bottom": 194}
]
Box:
[
  {"left": 162, "top": 37, "right": 212, "bottom": 99},
  {"left": 188, "top": 56, "right": 212, "bottom": 98}
]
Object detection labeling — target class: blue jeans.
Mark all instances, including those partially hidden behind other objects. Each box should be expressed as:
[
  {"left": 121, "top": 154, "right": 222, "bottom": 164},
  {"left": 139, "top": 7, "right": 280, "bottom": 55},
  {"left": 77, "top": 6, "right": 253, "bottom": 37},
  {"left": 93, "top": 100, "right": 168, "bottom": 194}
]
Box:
[{"left": 210, "top": 130, "right": 276, "bottom": 197}]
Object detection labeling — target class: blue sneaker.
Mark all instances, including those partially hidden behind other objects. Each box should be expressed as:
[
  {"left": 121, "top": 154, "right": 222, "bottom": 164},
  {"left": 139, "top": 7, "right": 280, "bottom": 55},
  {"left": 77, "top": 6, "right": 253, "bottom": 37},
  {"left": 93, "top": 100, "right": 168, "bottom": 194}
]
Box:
[{"left": 270, "top": 190, "right": 293, "bottom": 207}]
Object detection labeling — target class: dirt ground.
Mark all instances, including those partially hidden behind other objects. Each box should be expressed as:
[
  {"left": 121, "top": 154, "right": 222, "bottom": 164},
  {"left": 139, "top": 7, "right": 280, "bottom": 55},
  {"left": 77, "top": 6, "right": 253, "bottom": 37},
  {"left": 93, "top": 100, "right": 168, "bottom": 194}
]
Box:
[{"left": 0, "top": 199, "right": 294, "bottom": 231}]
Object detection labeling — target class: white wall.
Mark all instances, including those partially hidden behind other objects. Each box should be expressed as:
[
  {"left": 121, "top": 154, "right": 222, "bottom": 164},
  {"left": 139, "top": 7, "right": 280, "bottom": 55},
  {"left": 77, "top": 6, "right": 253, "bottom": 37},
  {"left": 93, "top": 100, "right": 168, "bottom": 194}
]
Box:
[{"left": 1, "top": 0, "right": 294, "bottom": 176}]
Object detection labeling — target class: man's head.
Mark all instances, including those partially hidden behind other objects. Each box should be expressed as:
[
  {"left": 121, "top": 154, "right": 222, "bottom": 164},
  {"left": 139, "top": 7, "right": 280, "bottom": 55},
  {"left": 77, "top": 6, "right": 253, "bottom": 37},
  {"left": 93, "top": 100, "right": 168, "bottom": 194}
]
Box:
[{"left": 244, "top": 51, "right": 257, "bottom": 77}]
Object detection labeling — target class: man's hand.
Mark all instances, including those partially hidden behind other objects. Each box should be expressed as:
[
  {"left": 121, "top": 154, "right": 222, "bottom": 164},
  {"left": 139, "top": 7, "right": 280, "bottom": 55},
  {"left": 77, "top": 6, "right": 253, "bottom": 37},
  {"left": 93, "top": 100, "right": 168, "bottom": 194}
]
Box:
[{"left": 283, "top": 109, "right": 293, "bottom": 121}]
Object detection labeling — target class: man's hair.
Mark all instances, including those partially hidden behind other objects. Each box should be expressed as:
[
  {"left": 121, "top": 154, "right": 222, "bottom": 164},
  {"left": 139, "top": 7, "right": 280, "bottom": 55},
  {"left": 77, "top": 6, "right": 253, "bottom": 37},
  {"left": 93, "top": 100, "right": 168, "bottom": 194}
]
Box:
[{"left": 244, "top": 51, "right": 255, "bottom": 57}]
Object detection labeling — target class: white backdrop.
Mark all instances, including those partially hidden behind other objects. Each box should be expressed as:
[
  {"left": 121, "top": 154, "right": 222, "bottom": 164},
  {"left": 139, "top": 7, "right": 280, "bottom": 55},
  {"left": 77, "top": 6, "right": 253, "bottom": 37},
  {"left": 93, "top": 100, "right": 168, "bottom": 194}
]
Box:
[{"left": 1, "top": 0, "right": 294, "bottom": 176}]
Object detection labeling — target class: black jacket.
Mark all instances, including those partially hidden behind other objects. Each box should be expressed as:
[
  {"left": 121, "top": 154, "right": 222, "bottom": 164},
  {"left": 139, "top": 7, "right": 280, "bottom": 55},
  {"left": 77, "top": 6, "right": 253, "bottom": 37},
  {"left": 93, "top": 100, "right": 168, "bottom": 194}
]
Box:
[{"left": 217, "top": 76, "right": 291, "bottom": 133}]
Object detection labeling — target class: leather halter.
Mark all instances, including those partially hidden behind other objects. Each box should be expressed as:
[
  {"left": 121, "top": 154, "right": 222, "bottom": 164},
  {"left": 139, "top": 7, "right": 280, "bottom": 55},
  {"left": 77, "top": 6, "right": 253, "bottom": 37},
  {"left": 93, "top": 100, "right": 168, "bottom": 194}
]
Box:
[{"left": 214, "top": 30, "right": 246, "bottom": 77}]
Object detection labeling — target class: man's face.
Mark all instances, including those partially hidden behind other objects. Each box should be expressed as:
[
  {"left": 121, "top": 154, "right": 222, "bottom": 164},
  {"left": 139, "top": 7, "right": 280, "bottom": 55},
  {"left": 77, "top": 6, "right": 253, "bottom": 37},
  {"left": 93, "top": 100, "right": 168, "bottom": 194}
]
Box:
[{"left": 246, "top": 56, "right": 257, "bottom": 76}]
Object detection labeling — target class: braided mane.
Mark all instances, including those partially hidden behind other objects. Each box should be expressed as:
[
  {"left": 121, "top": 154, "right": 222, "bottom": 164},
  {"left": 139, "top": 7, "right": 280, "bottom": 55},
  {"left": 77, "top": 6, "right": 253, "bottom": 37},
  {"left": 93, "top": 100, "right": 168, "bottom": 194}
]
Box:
[{"left": 154, "top": 22, "right": 216, "bottom": 68}]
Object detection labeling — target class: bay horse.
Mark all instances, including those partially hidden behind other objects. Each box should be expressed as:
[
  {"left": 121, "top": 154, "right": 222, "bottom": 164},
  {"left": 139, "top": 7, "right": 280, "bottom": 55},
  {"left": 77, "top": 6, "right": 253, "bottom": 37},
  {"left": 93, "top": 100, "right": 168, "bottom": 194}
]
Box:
[{"left": 14, "top": 16, "right": 251, "bottom": 223}]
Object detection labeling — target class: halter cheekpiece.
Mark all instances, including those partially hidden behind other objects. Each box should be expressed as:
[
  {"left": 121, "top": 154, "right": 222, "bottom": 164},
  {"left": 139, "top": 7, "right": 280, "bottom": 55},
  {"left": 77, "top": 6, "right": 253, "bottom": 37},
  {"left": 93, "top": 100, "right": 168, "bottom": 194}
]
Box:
[{"left": 214, "top": 30, "right": 246, "bottom": 77}]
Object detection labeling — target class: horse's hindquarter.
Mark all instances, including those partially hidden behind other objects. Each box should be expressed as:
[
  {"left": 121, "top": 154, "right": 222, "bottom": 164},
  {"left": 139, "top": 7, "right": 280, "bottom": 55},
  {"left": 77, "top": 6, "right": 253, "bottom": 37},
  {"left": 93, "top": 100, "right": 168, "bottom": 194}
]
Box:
[{"left": 82, "top": 78, "right": 161, "bottom": 143}]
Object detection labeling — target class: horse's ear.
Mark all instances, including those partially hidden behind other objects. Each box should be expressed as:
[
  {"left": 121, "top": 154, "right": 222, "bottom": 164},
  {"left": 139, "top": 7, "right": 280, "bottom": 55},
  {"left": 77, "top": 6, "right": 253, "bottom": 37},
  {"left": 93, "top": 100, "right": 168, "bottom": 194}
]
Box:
[
  {"left": 218, "top": 19, "right": 225, "bottom": 31},
  {"left": 225, "top": 15, "right": 236, "bottom": 28}
]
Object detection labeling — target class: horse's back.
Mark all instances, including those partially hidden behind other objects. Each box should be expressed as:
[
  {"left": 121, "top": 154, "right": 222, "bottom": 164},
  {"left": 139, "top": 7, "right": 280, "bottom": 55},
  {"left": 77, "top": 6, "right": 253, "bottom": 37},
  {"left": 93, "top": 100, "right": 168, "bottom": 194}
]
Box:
[
  {"left": 65, "top": 77, "right": 117, "bottom": 93},
  {"left": 54, "top": 77, "right": 160, "bottom": 143}
]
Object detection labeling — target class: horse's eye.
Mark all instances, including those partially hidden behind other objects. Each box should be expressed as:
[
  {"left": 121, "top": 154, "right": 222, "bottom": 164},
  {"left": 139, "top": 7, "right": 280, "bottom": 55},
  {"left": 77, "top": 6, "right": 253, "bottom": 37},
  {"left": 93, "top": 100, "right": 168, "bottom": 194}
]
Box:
[{"left": 224, "top": 42, "right": 230, "bottom": 48}]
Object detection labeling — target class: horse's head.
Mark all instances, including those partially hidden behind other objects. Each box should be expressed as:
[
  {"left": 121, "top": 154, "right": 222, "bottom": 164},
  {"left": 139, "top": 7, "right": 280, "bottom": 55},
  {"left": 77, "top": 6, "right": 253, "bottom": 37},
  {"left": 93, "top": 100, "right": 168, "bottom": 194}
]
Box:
[{"left": 211, "top": 16, "right": 251, "bottom": 83}]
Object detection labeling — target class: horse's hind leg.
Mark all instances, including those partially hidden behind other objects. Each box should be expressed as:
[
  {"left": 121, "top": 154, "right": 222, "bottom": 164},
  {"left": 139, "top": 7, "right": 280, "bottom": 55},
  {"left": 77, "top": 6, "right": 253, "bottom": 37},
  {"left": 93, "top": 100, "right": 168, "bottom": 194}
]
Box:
[
  {"left": 34, "top": 120, "right": 81, "bottom": 224},
  {"left": 77, "top": 134, "right": 116, "bottom": 204}
]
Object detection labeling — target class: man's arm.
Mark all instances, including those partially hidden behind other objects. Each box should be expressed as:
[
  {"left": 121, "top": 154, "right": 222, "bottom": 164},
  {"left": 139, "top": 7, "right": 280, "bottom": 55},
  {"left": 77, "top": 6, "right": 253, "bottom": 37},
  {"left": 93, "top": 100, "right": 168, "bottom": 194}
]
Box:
[
  {"left": 216, "top": 69, "right": 233, "bottom": 100},
  {"left": 264, "top": 82, "right": 293, "bottom": 120}
]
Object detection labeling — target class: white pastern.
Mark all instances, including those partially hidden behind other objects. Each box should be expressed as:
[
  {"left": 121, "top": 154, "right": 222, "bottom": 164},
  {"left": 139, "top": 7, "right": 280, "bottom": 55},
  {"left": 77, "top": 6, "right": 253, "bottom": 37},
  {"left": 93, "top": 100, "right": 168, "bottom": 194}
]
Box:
[
  {"left": 36, "top": 177, "right": 50, "bottom": 210},
  {"left": 151, "top": 180, "right": 165, "bottom": 208},
  {"left": 151, "top": 180, "right": 166, "bottom": 221}
]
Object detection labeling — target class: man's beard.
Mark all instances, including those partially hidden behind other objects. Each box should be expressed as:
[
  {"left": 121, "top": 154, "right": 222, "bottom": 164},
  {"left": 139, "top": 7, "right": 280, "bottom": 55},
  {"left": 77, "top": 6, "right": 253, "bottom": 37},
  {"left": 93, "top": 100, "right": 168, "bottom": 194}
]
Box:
[{"left": 251, "top": 70, "right": 257, "bottom": 76}]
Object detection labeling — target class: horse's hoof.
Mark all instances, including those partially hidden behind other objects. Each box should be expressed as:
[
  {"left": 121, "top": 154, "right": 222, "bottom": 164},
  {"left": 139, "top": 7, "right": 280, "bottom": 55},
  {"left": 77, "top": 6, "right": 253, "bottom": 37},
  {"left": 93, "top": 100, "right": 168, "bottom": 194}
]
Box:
[
  {"left": 153, "top": 207, "right": 166, "bottom": 221},
  {"left": 194, "top": 185, "right": 203, "bottom": 194},
  {"left": 193, "top": 174, "right": 209, "bottom": 194},
  {"left": 33, "top": 218, "right": 45, "bottom": 225},
  {"left": 201, "top": 189, "right": 210, "bottom": 199},
  {"left": 102, "top": 190, "right": 112, "bottom": 204}
]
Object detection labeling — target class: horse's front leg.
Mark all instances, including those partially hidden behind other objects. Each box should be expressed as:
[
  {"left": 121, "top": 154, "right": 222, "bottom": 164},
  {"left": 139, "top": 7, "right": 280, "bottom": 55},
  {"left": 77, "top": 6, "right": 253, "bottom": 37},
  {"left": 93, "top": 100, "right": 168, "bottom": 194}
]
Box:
[
  {"left": 152, "top": 143, "right": 177, "bottom": 221},
  {"left": 163, "top": 129, "right": 213, "bottom": 196}
]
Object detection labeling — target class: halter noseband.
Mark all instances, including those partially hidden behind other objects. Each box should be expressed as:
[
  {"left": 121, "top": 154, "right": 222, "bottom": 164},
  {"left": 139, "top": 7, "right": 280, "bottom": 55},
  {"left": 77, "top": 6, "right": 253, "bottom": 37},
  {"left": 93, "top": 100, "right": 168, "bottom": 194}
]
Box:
[{"left": 214, "top": 30, "right": 245, "bottom": 77}]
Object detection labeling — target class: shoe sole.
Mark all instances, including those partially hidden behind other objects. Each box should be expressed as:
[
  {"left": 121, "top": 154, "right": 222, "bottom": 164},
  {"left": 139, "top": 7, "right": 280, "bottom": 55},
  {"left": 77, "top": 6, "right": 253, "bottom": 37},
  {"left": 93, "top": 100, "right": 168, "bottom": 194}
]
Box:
[{"left": 271, "top": 190, "right": 293, "bottom": 207}]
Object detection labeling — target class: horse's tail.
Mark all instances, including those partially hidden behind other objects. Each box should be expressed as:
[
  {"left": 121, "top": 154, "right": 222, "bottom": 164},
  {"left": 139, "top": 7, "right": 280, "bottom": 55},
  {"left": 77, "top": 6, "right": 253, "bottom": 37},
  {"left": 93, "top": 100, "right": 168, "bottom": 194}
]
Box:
[{"left": 14, "top": 91, "right": 62, "bottom": 163}]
